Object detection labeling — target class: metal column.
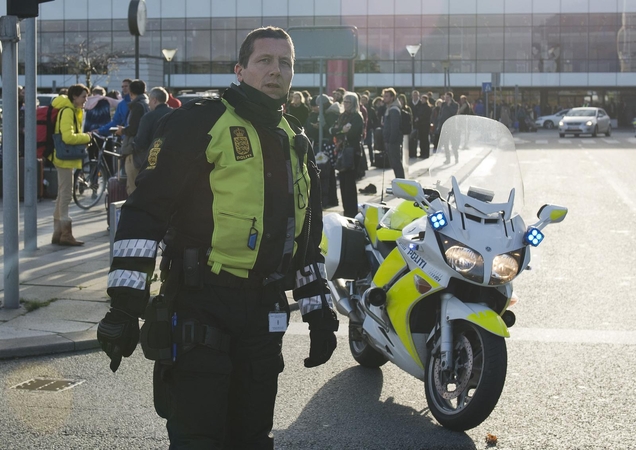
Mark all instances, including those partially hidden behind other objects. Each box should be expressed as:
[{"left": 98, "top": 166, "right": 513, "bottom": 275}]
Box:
[
  {"left": 1, "top": 16, "right": 22, "bottom": 309},
  {"left": 24, "top": 18, "right": 38, "bottom": 253}
]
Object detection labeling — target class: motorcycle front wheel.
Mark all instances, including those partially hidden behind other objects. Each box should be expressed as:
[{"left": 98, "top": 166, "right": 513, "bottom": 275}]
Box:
[{"left": 425, "top": 320, "right": 507, "bottom": 431}]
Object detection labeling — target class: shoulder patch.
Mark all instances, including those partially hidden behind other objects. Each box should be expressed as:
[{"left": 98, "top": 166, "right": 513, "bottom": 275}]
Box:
[
  {"left": 146, "top": 138, "right": 163, "bottom": 169},
  {"left": 230, "top": 126, "right": 254, "bottom": 161}
]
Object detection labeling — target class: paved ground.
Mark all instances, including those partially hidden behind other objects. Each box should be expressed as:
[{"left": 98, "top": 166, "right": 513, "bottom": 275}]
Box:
[{"left": 0, "top": 150, "right": 434, "bottom": 359}]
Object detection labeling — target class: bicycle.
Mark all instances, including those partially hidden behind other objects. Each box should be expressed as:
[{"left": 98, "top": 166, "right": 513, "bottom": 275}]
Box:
[{"left": 73, "top": 128, "right": 121, "bottom": 210}]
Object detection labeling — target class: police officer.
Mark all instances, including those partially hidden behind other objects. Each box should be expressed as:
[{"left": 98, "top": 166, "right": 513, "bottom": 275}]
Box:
[{"left": 97, "top": 27, "right": 338, "bottom": 449}]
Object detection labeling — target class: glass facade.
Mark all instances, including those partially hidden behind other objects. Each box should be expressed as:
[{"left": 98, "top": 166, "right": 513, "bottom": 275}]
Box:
[{"left": 23, "top": 12, "right": 628, "bottom": 78}]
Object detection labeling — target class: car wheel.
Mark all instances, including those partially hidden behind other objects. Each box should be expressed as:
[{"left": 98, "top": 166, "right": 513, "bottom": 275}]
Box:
[
  {"left": 605, "top": 125, "right": 611, "bottom": 137},
  {"left": 544, "top": 121, "right": 554, "bottom": 129},
  {"left": 559, "top": 133, "right": 565, "bottom": 138},
  {"left": 592, "top": 126, "right": 598, "bottom": 137}
]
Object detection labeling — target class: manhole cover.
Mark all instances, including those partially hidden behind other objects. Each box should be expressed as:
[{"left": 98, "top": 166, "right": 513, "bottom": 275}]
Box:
[{"left": 11, "top": 378, "right": 85, "bottom": 392}]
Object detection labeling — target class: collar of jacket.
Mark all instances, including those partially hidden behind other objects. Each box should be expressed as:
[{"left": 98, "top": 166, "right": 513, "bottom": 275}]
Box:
[
  {"left": 384, "top": 99, "right": 401, "bottom": 115},
  {"left": 224, "top": 82, "right": 285, "bottom": 128}
]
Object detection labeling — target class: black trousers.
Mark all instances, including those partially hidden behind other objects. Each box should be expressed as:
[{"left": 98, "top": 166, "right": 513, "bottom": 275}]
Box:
[{"left": 155, "top": 281, "right": 288, "bottom": 449}]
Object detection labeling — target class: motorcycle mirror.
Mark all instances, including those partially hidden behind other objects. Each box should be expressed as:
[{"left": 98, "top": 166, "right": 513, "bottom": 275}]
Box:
[
  {"left": 531, "top": 204, "right": 568, "bottom": 229},
  {"left": 391, "top": 179, "right": 426, "bottom": 204}
]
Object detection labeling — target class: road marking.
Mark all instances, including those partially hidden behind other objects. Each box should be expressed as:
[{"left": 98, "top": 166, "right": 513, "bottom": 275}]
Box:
[
  {"left": 535, "top": 140, "right": 548, "bottom": 144},
  {"left": 587, "top": 151, "right": 636, "bottom": 214},
  {"left": 558, "top": 139, "right": 572, "bottom": 144},
  {"left": 510, "top": 327, "right": 636, "bottom": 345},
  {"left": 602, "top": 139, "right": 619, "bottom": 144},
  {"left": 581, "top": 140, "right": 596, "bottom": 144},
  {"left": 287, "top": 322, "right": 636, "bottom": 345},
  {"left": 628, "top": 137, "right": 636, "bottom": 144}
]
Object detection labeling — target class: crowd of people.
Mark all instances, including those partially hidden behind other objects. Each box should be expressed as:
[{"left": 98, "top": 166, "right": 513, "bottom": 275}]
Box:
[
  {"left": 41, "top": 79, "right": 182, "bottom": 246},
  {"left": 286, "top": 87, "right": 489, "bottom": 213}
]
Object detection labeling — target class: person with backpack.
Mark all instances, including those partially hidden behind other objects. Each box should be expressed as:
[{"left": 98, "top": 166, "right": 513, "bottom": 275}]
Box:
[
  {"left": 381, "top": 87, "right": 404, "bottom": 179},
  {"left": 48, "top": 84, "right": 92, "bottom": 246}
]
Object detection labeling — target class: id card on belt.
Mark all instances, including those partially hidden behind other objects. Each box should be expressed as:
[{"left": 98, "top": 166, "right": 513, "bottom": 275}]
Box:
[{"left": 268, "top": 303, "right": 287, "bottom": 332}]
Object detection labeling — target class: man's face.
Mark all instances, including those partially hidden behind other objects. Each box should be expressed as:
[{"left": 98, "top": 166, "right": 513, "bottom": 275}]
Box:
[
  {"left": 333, "top": 91, "right": 343, "bottom": 102},
  {"left": 235, "top": 38, "right": 294, "bottom": 99},
  {"left": 121, "top": 82, "right": 130, "bottom": 95},
  {"left": 382, "top": 92, "right": 393, "bottom": 105},
  {"left": 149, "top": 97, "right": 157, "bottom": 111},
  {"left": 360, "top": 95, "right": 368, "bottom": 106},
  {"left": 412, "top": 91, "right": 419, "bottom": 102},
  {"left": 445, "top": 94, "right": 452, "bottom": 104}
]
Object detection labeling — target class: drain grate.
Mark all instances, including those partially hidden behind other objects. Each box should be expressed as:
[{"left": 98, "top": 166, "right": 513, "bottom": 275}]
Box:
[{"left": 11, "top": 378, "right": 85, "bottom": 392}]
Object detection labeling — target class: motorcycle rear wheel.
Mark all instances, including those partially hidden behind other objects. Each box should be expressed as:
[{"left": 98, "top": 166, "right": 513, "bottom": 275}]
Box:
[
  {"left": 348, "top": 323, "right": 388, "bottom": 368},
  {"left": 425, "top": 320, "right": 507, "bottom": 431}
]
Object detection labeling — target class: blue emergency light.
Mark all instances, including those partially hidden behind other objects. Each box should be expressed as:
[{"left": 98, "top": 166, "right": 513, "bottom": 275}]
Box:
[
  {"left": 524, "top": 227, "right": 544, "bottom": 247},
  {"left": 428, "top": 211, "right": 448, "bottom": 230}
]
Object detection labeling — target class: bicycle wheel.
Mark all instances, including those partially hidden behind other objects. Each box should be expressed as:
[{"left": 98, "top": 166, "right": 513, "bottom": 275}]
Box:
[{"left": 73, "top": 160, "right": 107, "bottom": 210}]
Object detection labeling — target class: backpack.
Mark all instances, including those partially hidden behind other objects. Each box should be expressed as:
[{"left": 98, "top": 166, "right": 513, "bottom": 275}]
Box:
[
  {"left": 36, "top": 105, "right": 60, "bottom": 159},
  {"left": 400, "top": 107, "right": 412, "bottom": 135}
]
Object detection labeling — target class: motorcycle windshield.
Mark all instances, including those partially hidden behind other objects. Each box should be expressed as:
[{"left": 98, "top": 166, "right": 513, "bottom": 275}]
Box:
[{"left": 425, "top": 115, "right": 524, "bottom": 216}]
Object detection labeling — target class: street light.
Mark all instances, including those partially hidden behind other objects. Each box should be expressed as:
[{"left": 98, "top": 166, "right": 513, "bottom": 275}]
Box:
[
  {"left": 441, "top": 60, "right": 450, "bottom": 92},
  {"left": 406, "top": 44, "right": 421, "bottom": 91},
  {"left": 162, "top": 48, "right": 177, "bottom": 92}
]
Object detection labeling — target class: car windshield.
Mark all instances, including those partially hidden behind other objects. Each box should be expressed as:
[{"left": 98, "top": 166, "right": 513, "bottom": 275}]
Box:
[{"left": 567, "top": 109, "right": 595, "bottom": 117}]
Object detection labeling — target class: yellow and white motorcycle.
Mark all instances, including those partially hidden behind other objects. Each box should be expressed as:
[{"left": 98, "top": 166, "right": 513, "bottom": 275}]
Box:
[{"left": 321, "top": 115, "right": 567, "bottom": 431}]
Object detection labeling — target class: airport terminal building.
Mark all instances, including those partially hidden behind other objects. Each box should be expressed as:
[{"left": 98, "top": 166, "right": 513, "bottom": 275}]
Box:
[{"left": 2, "top": 0, "right": 636, "bottom": 120}]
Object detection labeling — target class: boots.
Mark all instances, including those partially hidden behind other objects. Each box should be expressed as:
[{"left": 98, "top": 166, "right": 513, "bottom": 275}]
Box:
[
  {"left": 51, "top": 219, "right": 62, "bottom": 245},
  {"left": 59, "top": 220, "right": 84, "bottom": 246}
]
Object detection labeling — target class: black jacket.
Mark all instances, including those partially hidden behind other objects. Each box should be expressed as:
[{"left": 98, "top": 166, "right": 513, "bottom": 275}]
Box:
[{"left": 108, "top": 88, "right": 323, "bottom": 316}]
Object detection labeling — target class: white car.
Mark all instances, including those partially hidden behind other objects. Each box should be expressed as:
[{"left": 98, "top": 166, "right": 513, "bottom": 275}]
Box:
[
  {"left": 558, "top": 107, "right": 611, "bottom": 138},
  {"left": 534, "top": 109, "right": 569, "bottom": 129}
]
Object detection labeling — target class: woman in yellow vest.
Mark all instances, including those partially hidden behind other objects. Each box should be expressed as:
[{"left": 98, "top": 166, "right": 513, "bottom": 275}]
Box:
[{"left": 49, "top": 84, "right": 91, "bottom": 246}]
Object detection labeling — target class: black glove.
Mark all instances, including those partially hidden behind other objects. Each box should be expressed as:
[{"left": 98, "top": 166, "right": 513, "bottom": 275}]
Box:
[
  {"left": 303, "top": 309, "right": 339, "bottom": 368},
  {"left": 97, "top": 308, "right": 140, "bottom": 373}
]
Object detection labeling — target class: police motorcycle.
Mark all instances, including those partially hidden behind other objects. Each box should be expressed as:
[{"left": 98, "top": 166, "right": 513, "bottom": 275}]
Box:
[{"left": 321, "top": 115, "right": 567, "bottom": 431}]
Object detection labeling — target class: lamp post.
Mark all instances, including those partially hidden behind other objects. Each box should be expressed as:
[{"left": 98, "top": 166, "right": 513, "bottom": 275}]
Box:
[
  {"left": 441, "top": 60, "right": 450, "bottom": 92},
  {"left": 162, "top": 48, "right": 177, "bottom": 91},
  {"left": 406, "top": 44, "right": 421, "bottom": 91}
]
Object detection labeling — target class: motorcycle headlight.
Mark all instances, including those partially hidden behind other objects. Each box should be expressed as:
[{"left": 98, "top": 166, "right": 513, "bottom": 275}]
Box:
[
  {"left": 489, "top": 253, "right": 520, "bottom": 285},
  {"left": 442, "top": 237, "right": 484, "bottom": 283},
  {"left": 586, "top": 120, "right": 593, "bottom": 126}
]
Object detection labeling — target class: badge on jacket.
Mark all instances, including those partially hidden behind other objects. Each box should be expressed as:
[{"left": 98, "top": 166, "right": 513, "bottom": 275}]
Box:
[
  {"left": 147, "top": 138, "right": 163, "bottom": 170},
  {"left": 230, "top": 127, "right": 254, "bottom": 161}
]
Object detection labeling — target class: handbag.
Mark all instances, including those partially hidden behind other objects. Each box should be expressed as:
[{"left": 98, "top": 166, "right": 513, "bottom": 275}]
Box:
[
  {"left": 335, "top": 140, "right": 355, "bottom": 173},
  {"left": 52, "top": 134, "right": 87, "bottom": 160},
  {"left": 52, "top": 108, "right": 87, "bottom": 161}
]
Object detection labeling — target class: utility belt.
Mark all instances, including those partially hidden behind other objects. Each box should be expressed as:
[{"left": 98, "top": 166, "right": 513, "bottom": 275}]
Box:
[
  {"left": 140, "top": 246, "right": 270, "bottom": 364},
  {"left": 163, "top": 246, "right": 269, "bottom": 290}
]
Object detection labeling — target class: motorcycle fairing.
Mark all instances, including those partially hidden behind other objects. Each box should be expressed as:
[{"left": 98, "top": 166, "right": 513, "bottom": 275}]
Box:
[
  {"left": 372, "top": 247, "right": 407, "bottom": 287},
  {"left": 359, "top": 204, "right": 390, "bottom": 247},
  {"left": 385, "top": 268, "right": 445, "bottom": 369},
  {"left": 443, "top": 296, "right": 510, "bottom": 338}
]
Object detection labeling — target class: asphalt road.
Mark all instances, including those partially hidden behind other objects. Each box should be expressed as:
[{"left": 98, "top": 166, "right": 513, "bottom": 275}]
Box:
[{"left": 1, "top": 133, "right": 635, "bottom": 449}]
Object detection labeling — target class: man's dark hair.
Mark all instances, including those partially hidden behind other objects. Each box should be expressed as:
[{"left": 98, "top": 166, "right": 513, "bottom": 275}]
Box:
[
  {"left": 335, "top": 87, "right": 346, "bottom": 95},
  {"left": 122, "top": 78, "right": 132, "bottom": 84},
  {"left": 67, "top": 84, "right": 89, "bottom": 102},
  {"left": 238, "top": 26, "right": 295, "bottom": 68},
  {"left": 445, "top": 91, "right": 454, "bottom": 99},
  {"left": 129, "top": 79, "right": 146, "bottom": 96}
]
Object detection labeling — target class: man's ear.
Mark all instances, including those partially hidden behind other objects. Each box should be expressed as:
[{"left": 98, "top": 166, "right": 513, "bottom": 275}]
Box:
[{"left": 234, "top": 63, "right": 243, "bottom": 81}]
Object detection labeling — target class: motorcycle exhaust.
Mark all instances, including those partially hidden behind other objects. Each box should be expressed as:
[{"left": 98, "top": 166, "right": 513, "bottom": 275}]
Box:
[{"left": 327, "top": 279, "right": 354, "bottom": 316}]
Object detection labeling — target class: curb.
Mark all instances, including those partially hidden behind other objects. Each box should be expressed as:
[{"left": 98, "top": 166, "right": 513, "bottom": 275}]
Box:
[
  {"left": 0, "top": 303, "right": 300, "bottom": 360},
  {"left": 0, "top": 330, "right": 100, "bottom": 360}
]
